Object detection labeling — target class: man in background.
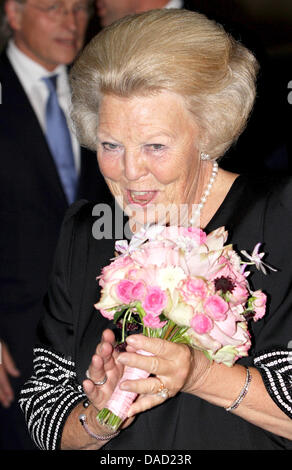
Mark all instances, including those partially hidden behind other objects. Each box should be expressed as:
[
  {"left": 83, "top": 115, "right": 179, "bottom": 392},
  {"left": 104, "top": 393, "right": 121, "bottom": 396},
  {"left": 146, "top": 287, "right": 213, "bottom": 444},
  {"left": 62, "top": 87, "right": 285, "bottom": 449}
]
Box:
[
  {"left": 96, "top": 0, "right": 183, "bottom": 27},
  {"left": 0, "top": 0, "right": 110, "bottom": 449}
]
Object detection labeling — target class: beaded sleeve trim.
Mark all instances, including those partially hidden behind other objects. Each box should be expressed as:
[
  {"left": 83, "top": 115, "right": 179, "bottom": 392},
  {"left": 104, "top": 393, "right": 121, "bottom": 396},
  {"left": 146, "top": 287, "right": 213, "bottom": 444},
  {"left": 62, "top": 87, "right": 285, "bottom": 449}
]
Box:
[
  {"left": 19, "top": 347, "right": 86, "bottom": 450},
  {"left": 254, "top": 348, "right": 292, "bottom": 418}
]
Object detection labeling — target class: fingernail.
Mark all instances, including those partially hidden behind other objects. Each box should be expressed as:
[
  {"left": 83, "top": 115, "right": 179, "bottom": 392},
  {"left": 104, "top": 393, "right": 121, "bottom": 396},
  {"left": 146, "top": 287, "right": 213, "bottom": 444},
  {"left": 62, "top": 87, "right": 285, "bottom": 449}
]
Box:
[{"left": 126, "top": 336, "right": 137, "bottom": 345}]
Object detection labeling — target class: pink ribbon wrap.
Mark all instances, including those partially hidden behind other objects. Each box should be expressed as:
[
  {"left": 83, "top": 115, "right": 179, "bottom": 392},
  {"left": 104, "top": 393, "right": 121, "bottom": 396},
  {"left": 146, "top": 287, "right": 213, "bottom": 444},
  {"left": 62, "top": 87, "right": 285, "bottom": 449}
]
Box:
[{"left": 105, "top": 349, "right": 153, "bottom": 420}]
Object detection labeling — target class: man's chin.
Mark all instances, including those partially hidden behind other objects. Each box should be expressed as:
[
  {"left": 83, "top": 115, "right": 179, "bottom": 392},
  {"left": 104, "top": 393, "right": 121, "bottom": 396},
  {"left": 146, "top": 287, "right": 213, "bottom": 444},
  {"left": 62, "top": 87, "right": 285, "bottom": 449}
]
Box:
[{"left": 51, "top": 43, "right": 80, "bottom": 63}]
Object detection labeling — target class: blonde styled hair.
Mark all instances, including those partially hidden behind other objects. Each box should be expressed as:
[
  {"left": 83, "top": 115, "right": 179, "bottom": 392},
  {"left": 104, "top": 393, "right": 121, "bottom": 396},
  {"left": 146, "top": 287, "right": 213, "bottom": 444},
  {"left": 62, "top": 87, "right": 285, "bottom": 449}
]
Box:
[{"left": 70, "top": 8, "right": 259, "bottom": 159}]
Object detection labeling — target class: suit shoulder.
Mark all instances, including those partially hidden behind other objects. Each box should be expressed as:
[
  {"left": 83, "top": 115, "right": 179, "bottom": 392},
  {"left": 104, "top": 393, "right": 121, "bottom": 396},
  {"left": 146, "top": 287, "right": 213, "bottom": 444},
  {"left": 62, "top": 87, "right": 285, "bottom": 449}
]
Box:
[{"left": 63, "top": 199, "right": 94, "bottom": 225}]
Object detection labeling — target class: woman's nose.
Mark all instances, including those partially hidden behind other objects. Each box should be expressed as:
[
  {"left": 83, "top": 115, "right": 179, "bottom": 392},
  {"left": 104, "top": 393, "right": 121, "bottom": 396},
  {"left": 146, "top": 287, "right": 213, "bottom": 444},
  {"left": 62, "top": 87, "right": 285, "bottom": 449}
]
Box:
[{"left": 123, "top": 150, "right": 148, "bottom": 181}]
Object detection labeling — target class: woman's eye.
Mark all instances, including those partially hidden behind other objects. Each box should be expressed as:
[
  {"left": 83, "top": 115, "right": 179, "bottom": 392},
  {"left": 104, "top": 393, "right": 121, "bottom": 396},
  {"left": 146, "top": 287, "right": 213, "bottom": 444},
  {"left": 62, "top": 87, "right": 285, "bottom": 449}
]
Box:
[
  {"left": 101, "top": 142, "right": 119, "bottom": 151},
  {"left": 147, "top": 144, "right": 165, "bottom": 151}
]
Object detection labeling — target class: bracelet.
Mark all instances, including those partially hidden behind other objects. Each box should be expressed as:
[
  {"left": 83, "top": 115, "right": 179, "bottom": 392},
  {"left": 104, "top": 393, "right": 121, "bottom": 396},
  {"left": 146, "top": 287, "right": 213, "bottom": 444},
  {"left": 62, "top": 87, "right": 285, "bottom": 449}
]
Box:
[
  {"left": 225, "top": 366, "right": 251, "bottom": 412},
  {"left": 78, "top": 414, "right": 120, "bottom": 441}
]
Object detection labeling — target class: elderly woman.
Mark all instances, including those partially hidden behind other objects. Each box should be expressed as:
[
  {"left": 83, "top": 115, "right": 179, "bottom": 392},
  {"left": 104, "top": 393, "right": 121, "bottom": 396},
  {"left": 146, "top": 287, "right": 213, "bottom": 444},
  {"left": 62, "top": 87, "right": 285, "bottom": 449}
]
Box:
[{"left": 20, "top": 9, "right": 292, "bottom": 450}]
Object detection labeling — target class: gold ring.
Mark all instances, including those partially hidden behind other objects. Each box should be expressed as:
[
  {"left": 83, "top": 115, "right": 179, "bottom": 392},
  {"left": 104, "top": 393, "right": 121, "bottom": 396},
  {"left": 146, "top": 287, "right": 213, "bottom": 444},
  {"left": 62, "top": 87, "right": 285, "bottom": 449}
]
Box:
[{"left": 156, "top": 377, "right": 169, "bottom": 399}]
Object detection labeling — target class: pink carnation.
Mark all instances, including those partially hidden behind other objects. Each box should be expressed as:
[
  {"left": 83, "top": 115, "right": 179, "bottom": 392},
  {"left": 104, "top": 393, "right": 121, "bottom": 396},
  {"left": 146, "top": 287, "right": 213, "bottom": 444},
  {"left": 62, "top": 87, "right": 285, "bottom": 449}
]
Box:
[
  {"left": 142, "top": 286, "right": 167, "bottom": 316},
  {"left": 251, "top": 290, "right": 267, "bottom": 321},
  {"left": 204, "top": 295, "right": 228, "bottom": 321},
  {"left": 191, "top": 313, "right": 213, "bottom": 334}
]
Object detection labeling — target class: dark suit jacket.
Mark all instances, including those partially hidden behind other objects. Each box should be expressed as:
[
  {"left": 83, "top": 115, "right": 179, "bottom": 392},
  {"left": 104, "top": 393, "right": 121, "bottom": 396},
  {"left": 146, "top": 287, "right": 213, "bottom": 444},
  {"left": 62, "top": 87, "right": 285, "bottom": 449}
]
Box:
[{"left": 0, "top": 51, "right": 112, "bottom": 383}]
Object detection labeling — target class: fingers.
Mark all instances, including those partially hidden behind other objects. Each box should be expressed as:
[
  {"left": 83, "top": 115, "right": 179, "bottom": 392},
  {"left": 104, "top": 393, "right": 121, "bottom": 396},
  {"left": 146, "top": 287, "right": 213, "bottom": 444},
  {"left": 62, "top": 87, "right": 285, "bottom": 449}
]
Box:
[
  {"left": 2, "top": 343, "right": 20, "bottom": 377},
  {"left": 0, "top": 367, "right": 14, "bottom": 407},
  {"left": 96, "top": 329, "right": 116, "bottom": 353},
  {"left": 126, "top": 334, "right": 178, "bottom": 358},
  {"left": 127, "top": 393, "right": 166, "bottom": 418},
  {"left": 120, "top": 376, "right": 170, "bottom": 418},
  {"left": 117, "top": 336, "right": 192, "bottom": 411},
  {"left": 87, "top": 353, "right": 107, "bottom": 385},
  {"left": 120, "top": 376, "right": 163, "bottom": 396},
  {"left": 82, "top": 329, "right": 124, "bottom": 410},
  {"left": 83, "top": 356, "right": 109, "bottom": 409},
  {"left": 117, "top": 342, "right": 191, "bottom": 378},
  {"left": 118, "top": 351, "right": 164, "bottom": 375},
  {"left": 86, "top": 330, "right": 115, "bottom": 385},
  {"left": 0, "top": 342, "right": 20, "bottom": 407}
]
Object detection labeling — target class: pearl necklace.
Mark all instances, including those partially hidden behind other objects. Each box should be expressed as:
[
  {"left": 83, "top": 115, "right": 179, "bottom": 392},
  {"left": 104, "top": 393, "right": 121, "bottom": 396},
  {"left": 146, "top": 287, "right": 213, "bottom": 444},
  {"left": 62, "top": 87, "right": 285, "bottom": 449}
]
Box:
[{"left": 189, "top": 160, "right": 218, "bottom": 226}]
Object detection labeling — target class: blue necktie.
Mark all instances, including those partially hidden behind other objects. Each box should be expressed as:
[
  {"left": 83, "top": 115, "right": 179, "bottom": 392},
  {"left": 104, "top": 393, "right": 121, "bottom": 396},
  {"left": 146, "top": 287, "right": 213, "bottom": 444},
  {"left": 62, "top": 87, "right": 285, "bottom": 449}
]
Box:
[{"left": 43, "top": 75, "right": 77, "bottom": 204}]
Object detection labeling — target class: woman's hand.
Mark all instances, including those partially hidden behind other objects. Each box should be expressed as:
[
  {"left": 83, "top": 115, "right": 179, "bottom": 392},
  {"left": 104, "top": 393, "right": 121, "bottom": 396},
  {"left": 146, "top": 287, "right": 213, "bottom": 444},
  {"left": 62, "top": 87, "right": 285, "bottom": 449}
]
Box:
[
  {"left": 62, "top": 328, "right": 132, "bottom": 449},
  {"left": 116, "top": 334, "right": 211, "bottom": 417},
  {"left": 0, "top": 341, "right": 20, "bottom": 407},
  {"left": 82, "top": 329, "right": 124, "bottom": 411},
  {"left": 82, "top": 329, "right": 135, "bottom": 431}
]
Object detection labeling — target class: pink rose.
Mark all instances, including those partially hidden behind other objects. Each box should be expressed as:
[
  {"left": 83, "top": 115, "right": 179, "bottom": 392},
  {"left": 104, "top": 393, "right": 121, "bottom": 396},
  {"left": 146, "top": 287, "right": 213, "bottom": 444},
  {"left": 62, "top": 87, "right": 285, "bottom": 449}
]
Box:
[
  {"left": 128, "top": 265, "right": 160, "bottom": 287},
  {"left": 132, "top": 281, "right": 147, "bottom": 300},
  {"left": 99, "top": 255, "right": 135, "bottom": 286},
  {"left": 162, "top": 226, "right": 207, "bottom": 245},
  {"left": 131, "top": 240, "right": 180, "bottom": 268},
  {"left": 251, "top": 290, "right": 267, "bottom": 321},
  {"left": 143, "top": 313, "right": 167, "bottom": 329},
  {"left": 182, "top": 227, "right": 207, "bottom": 244},
  {"left": 204, "top": 294, "right": 228, "bottom": 321},
  {"left": 191, "top": 313, "right": 213, "bottom": 334},
  {"left": 142, "top": 286, "right": 167, "bottom": 316},
  {"left": 115, "top": 279, "right": 147, "bottom": 303},
  {"left": 180, "top": 278, "right": 208, "bottom": 302},
  {"left": 230, "top": 283, "right": 249, "bottom": 305},
  {"left": 209, "top": 322, "right": 250, "bottom": 349},
  {"left": 115, "top": 280, "right": 135, "bottom": 303}
]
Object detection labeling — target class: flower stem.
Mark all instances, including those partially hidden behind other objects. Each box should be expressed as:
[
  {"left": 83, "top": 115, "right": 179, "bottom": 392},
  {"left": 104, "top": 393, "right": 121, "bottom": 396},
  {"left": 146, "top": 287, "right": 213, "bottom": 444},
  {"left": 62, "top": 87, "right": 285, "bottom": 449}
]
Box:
[{"left": 97, "top": 408, "right": 123, "bottom": 432}]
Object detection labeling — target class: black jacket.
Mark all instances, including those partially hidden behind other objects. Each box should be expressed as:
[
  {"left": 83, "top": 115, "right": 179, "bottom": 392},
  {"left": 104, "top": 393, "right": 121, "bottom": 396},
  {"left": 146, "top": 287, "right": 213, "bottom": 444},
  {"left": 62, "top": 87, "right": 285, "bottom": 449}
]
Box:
[{"left": 0, "top": 51, "right": 111, "bottom": 381}]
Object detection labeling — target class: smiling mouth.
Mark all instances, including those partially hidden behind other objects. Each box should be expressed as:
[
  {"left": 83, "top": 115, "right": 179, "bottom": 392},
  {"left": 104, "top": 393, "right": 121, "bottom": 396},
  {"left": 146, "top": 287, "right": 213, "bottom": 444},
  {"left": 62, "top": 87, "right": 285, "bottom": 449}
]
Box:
[
  {"left": 55, "top": 39, "right": 76, "bottom": 47},
  {"left": 127, "top": 190, "right": 158, "bottom": 206}
]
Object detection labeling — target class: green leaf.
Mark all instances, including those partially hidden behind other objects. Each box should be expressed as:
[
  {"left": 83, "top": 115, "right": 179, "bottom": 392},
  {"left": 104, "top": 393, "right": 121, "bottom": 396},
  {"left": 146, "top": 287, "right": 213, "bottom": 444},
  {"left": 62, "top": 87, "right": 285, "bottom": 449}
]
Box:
[
  {"left": 159, "top": 312, "right": 168, "bottom": 322},
  {"left": 113, "top": 308, "right": 127, "bottom": 324}
]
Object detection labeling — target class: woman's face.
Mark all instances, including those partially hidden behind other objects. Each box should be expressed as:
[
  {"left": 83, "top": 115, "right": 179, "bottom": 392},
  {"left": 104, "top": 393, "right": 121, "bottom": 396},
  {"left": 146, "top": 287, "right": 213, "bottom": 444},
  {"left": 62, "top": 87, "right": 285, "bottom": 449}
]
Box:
[{"left": 97, "top": 91, "right": 202, "bottom": 228}]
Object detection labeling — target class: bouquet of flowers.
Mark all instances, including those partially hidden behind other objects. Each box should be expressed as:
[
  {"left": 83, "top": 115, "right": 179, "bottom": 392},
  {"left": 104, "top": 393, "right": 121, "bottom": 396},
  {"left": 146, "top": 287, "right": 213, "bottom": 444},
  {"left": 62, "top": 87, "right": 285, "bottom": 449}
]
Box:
[{"left": 94, "top": 225, "right": 270, "bottom": 431}]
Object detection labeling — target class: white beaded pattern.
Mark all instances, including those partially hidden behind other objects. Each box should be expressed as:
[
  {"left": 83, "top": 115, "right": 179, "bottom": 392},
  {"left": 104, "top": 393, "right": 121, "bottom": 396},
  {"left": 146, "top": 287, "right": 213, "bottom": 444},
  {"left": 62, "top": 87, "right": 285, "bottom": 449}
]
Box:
[{"left": 254, "top": 350, "right": 292, "bottom": 415}]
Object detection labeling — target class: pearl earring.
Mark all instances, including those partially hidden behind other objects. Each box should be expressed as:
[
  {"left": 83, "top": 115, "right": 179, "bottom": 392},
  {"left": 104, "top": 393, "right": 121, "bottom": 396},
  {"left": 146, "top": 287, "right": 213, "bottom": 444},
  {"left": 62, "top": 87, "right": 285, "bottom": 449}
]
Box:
[{"left": 200, "top": 152, "right": 210, "bottom": 161}]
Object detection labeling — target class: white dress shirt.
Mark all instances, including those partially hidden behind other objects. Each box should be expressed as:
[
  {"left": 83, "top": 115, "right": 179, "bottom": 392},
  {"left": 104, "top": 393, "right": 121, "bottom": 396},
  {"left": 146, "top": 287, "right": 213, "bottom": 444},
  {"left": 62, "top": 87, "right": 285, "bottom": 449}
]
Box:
[
  {"left": 165, "top": 0, "right": 183, "bottom": 8},
  {"left": 7, "top": 40, "right": 80, "bottom": 173}
]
